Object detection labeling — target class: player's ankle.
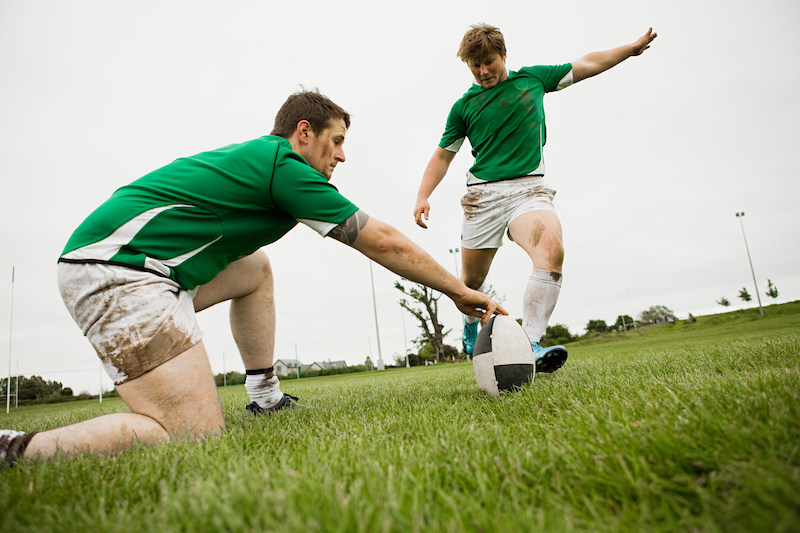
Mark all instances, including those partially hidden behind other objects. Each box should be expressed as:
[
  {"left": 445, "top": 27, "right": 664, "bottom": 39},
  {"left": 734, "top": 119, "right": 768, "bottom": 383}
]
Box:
[{"left": 245, "top": 371, "right": 284, "bottom": 408}]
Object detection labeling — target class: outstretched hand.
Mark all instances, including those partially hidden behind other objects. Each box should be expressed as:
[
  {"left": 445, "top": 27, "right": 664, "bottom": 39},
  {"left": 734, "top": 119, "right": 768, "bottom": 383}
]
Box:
[
  {"left": 632, "top": 27, "right": 657, "bottom": 56},
  {"left": 454, "top": 288, "right": 508, "bottom": 325}
]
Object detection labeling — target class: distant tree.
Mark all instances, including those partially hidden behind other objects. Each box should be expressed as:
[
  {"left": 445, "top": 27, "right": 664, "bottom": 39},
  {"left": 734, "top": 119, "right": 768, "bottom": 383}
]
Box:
[
  {"left": 716, "top": 297, "right": 731, "bottom": 307},
  {"left": 214, "top": 371, "right": 245, "bottom": 387},
  {"left": 738, "top": 287, "right": 752, "bottom": 303},
  {"left": 365, "top": 355, "right": 374, "bottom": 369},
  {"left": 613, "top": 315, "right": 635, "bottom": 331},
  {"left": 639, "top": 305, "right": 676, "bottom": 324},
  {"left": 765, "top": 279, "right": 779, "bottom": 300},
  {"left": 395, "top": 279, "right": 451, "bottom": 362},
  {"left": 483, "top": 284, "right": 507, "bottom": 305},
  {"left": 2, "top": 375, "right": 68, "bottom": 403},
  {"left": 585, "top": 319, "right": 609, "bottom": 334},
  {"left": 541, "top": 324, "right": 573, "bottom": 346}
]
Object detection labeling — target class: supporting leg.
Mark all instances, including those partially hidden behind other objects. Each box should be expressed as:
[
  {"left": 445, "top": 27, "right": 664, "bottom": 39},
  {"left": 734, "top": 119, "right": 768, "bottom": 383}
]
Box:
[{"left": 193, "top": 251, "right": 298, "bottom": 411}]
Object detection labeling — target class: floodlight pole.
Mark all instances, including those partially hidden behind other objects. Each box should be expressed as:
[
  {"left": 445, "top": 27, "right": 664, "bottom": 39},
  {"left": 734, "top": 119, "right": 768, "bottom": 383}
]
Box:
[
  {"left": 369, "top": 261, "right": 384, "bottom": 370},
  {"left": 735, "top": 212, "right": 764, "bottom": 316},
  {"left": 6, "top": 267, "right": 15, "bottom": 414},
  {"left": 448, "top": 248, "right": 461, "bottom": 280},
  {"left": 401, "top": 309, "right": 409, "bottom": 367}
]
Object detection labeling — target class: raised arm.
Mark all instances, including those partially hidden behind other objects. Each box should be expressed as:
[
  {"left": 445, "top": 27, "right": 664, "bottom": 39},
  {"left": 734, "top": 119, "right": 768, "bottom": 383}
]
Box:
[
  {"left": 328, "top": 210, "right": 506, "bottom": 322},
  {"left": 413, "top": 146, "right": 457, "bottom": 229},
  {"left": 571, "top": 28, "right": 657, "bottom": 83}
]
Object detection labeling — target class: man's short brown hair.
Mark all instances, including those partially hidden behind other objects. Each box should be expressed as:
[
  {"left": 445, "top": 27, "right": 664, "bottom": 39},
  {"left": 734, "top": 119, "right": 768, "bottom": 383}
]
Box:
[
  {"left": 271, "top": 89, "right": 351, "bottom": 138},
  {"left": 457, "top": 23, "right": 506, "bottom": 63}
]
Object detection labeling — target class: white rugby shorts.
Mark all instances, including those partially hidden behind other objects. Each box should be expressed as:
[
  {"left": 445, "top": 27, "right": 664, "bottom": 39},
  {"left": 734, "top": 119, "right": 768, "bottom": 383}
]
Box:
[
  {"left": 460, "top": 176, "right": 557, "bottom": 249},
  {"left": 57, "top": 262, "right": 203, "bottom": 384}
]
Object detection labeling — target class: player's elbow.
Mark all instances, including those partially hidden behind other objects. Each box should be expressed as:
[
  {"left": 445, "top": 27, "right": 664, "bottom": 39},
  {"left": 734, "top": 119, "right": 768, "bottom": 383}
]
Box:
[{"left": 362, "top": 223, "right": 405, "bottom": 258}]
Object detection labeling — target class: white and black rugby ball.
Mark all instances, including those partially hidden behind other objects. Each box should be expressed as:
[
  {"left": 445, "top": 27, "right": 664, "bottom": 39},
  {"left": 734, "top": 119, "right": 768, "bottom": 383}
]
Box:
[{"left": 472, "top": 315, "right": 535, "bottom": 397}]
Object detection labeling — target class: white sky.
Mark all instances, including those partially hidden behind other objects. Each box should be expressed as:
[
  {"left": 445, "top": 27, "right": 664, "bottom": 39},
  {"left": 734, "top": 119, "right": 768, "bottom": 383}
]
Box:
[{"left": 1, "top": 0, "right": 798, "bottom": 395}]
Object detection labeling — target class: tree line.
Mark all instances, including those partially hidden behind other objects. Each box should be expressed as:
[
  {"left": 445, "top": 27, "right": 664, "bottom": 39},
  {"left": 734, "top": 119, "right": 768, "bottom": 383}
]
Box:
[
  {"left": 0, "top": 375, "right": 119, "bottom": 405},
  {"left": 395, "top": 278, "right": 692, "bottom": 364},
  {"left": 716, "top": 279, "right": 779, "bottom": 308}
]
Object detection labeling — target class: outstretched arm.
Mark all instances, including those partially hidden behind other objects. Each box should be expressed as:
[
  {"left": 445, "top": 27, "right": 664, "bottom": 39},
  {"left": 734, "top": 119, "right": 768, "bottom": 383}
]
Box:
[
  {"left": 571, "top": 28, "right": 657, "bottom": 83},
  {"left": 328, "top": 210, "right": 507, "bottom": 323},
  {"left": 413, "top": 147, "right": 457, "bottom": 229}
]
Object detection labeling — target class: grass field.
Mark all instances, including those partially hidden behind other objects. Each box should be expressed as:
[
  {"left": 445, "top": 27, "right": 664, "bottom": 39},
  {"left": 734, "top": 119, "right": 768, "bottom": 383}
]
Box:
[{"left": 1, "top": 303, "right": 799, "bottom": 532}]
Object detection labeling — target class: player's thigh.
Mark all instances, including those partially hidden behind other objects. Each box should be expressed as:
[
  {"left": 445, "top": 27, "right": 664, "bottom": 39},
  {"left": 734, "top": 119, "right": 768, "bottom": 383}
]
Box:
[
  {"left": 461, "top": 247, "right": 498, "bottom": 290},
  {"left": 116, "top": 340, "right": 225, "bottom": 439},
  {"left": 508, "top": 210, "right": 564, "bottom": 267},
  {"left": 194, "top": 250, "right": 273, "bottom": 312}
]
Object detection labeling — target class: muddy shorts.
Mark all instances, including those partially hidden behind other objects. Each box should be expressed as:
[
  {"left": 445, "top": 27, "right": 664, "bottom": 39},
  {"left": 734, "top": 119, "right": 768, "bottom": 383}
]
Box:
[
  {"left": 57, "top": 262, "right": 203, "bottom": 385},
  {"left": 460, "top": 177, "right": 557, "bottom": 249}
]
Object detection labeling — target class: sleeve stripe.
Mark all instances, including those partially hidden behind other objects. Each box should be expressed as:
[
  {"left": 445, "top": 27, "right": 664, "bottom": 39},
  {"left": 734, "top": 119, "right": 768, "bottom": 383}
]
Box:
[
  {"left": 556, "top": 70, "right": 574, "bottom": 91},
  {"left": 443, "top": 137, "right": 465, "bottom": 152}
]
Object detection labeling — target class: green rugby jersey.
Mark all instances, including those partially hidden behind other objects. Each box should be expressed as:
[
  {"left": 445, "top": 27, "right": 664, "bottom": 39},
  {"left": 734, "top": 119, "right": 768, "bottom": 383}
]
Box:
[
  {"left": 60, "top": 136, "right": 358, "bottom": 290},
  {"left": 439, "top": 63, "right": 572, "bottom": 183}
]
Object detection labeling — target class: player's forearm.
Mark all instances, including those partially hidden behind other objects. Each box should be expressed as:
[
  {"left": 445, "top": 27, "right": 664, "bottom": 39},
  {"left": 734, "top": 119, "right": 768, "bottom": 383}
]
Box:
[
  {"left": 356, "top": 220, "right": 465, "bottom": 299},
  {"left": 416, "top": 148, "right": 455, "bottom": 201},
  {"left": 572, "top": 29, "right": 656, "bottom": 83},
  {"left": 572, "top": 44, "right": 637, "bottom": 82}
]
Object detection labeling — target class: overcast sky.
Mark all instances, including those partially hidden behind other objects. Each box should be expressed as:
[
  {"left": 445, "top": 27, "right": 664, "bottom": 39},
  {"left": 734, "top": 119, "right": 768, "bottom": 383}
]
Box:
[{"left": 1, "top": 0, "right": 798, "bottom": 395}]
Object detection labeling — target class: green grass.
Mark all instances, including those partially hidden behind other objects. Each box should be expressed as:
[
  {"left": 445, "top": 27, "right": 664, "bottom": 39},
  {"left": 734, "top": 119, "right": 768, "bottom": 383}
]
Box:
[{"left": 2, "top": 303, "right": 799, "bottom": 532}]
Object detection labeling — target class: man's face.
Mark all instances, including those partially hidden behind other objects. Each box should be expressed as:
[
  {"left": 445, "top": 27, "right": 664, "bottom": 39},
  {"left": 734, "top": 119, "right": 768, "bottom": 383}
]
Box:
[
  {"left": 468, "top": 53, "right": 508, "bottom": 89},
  {"left": 304, "top": 118, "right": 347, "bottom": 180}
]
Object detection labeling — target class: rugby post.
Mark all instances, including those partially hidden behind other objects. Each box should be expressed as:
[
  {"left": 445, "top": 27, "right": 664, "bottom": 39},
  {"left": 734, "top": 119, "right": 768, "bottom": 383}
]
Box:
[{"left": 6, "top": 267, "right": 14, "bottom": 414}]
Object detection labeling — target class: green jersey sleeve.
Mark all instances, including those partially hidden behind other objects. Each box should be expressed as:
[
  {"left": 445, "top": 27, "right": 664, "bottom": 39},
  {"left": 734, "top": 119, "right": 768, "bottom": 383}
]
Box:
[
  {"left": 270, "top": 147, "right": 358, "bottom": 236},
  {"left": 518, "top": 63, "right": 573, "bottom": 92},
  {"left": 438, "top": 97, "right": 469, "bottom": 152}
]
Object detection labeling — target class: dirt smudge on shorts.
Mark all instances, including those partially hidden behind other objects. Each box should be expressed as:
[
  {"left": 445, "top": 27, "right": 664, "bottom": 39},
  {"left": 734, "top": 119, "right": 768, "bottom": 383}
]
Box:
[{"left": 461, "top": 188, "right": 486, "bottom": 220}]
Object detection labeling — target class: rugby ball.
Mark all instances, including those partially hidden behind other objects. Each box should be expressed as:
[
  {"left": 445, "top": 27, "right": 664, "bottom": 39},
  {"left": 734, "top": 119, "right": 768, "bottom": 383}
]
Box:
[{"left": 472, "top": 315, "right": 535, "bottom": 397}]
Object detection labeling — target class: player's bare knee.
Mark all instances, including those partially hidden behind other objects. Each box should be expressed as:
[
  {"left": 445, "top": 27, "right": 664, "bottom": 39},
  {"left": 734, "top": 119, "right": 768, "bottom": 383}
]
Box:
[
  {"left": 463, "top": 273, "right": 486, "bottom": 291},
  {"left": 550, "top": 243, "right": 564, "bottom": 271},
  {"left": 249, "top": 250, "right": 274, "bottom": 291}
]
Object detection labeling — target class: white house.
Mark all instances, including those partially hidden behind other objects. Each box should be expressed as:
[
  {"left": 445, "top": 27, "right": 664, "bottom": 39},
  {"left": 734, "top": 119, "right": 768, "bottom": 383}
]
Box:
[{"left": 273, "top": 359, "right": 327, "bottom": 377}]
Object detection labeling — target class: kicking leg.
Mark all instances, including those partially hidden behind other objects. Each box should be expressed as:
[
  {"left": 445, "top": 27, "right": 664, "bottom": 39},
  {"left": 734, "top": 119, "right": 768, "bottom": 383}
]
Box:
[{"left": 508, "top": 210, "right": 568, "bottom": 372}]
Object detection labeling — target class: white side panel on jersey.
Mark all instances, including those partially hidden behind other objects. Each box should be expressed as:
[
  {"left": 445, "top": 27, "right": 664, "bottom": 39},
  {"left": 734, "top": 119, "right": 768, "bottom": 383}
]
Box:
[{"left": 299, "top": 218, "right": 338, "bottom": 237}]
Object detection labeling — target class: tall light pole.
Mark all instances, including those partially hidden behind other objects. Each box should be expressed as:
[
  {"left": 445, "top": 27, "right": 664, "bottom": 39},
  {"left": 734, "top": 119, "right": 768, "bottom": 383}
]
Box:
[
  {"left": 6, "top": 267, "right": 15, "bottom": 414},
  {"left": 401, "top": 309, "right": 410, "bottom": 367},
  {"left": 448, "top": 248, "right": 461, "bottom": 279},
  {"left": 369, "top": 261, "right": 384, "bottom": 370},
  {"left": 735, "top": 212, "right": 764, "bottom": 317}
]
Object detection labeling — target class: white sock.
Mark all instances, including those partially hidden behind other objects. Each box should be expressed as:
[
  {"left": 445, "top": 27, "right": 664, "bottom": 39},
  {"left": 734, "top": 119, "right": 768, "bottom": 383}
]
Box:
[
  {"left": 245, "top": 374, "right": 284, "bottom": 408},
  {"left": 465, "top": 315, "right": 479, "bottom": 324},
  {"left": 522, "top": 269, "right": 562, "bottom": 343}
]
